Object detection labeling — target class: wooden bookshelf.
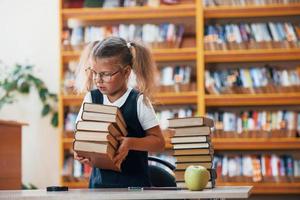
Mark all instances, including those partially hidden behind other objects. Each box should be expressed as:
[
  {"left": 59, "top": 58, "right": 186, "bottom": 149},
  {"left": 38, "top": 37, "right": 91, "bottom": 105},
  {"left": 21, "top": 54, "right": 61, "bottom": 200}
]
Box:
[
  {"left": 205, "top": 93, "right": 300, "bottom": 106},
  {"left": 212, "top": 138, "right": 300, "bottom": 150},
  {"left": 205, "top": 48, "right": 300, "bottom": 63},
  {"left": 62, "top": 48, "right": 197, "bottom": 62},
  {"left": 204, "top": 3, "right": 300, "bottom": 18},
  {"left": 59, "top": 0, "right": 300, "bottom": 195},
  {"left": 62, "top": 4, "right": 195, "bottom": 21},
  {"left": 62, "top": 91, "right": 198, "bottom": 106}
]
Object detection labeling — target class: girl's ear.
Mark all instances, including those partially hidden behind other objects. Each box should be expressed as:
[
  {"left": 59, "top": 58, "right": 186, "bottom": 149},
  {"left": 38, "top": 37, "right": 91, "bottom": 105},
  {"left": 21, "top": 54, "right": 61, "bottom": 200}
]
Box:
[{"left": 124, "top": 65, "right": 131, "bottom": 79}]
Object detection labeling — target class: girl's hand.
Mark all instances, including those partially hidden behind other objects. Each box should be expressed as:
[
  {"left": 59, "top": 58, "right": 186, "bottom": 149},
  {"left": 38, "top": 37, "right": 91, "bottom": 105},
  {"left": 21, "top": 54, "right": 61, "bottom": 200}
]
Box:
[
  {"left": 113, "top": 136, "right": 130, "bottom": 168},
  {"left": 74, "top": 151, "right": 91, "bottom": 165}
]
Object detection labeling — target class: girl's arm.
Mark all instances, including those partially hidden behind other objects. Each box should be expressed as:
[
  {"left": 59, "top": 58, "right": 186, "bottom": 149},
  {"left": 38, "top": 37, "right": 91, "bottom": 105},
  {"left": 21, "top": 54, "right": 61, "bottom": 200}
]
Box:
[{"left": 114, "top": 125, "right": 165, "bottom": 167}]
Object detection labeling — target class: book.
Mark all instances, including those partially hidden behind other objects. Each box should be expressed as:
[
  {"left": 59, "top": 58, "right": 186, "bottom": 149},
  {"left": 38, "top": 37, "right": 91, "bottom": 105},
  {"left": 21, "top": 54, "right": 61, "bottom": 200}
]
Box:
[
  {"left": 73, "top": 140, "right": 120, "bottom": 171},
  {"left": 81, "top": 111, "right": 126, "bottom": 134},
  {"left": 173, "top": 148, "right": 214, "bottom": 156},
  {"left": 76, "top": 121, "right": 127, "bottom": 137},
  {"left": 176, "top": 162, "right": 212, "bottom": 170},
  {"left": 173, "top": 143, "right": 210, "bottom": 150},
  {"left": 175, "top": 155, "right": 212, "bottom": 163},
  {"left": 173, "top": 126, "right": 211, "bottom": 137},
  {"left": 168, "top": 117, "right": 214, "bottom": 128},
  {"left": 83, "top": 103, "right": 126, "bottom": 127},
  {"left": 171, "top": 136, "right": 210, "bottom": 144},
  {"left": 75, "top": 131, "right": 119, "bottom": 149}
]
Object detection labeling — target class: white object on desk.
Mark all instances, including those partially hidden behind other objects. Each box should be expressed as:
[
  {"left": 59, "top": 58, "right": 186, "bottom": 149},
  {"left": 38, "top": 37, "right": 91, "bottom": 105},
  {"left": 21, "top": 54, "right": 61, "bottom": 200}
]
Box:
[{"left": 0, "top": 186, "right": 252, "bottom": 200}]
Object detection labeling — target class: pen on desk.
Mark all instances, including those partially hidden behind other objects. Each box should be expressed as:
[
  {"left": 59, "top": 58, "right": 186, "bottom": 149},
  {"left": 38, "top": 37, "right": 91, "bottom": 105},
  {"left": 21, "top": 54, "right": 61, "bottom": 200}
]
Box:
[
  {"left": 128, "top": 187, "right": 144, "bottom": 191},
  {"left": 128, "top": 187, "right": 181, "bottom": 191}
]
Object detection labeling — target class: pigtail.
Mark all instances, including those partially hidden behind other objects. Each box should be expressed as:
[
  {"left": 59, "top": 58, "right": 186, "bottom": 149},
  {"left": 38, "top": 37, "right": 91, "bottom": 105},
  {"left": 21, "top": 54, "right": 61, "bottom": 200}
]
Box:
[
  {"left": 74, "top": 41, "right": 98, "bottom": 94},
  {"left": 130, "top": 42, "right": 158, "bottom": 104}
]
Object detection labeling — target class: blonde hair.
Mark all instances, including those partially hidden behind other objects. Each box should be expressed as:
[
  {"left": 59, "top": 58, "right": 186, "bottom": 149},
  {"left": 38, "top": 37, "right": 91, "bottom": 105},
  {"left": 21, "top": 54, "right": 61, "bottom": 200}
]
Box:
[
  {"left": 75, "top": 37, "right": 157, "bottom": 103},
  {"left": 74, "top": 41, "right": 98, "bottom": 94}
]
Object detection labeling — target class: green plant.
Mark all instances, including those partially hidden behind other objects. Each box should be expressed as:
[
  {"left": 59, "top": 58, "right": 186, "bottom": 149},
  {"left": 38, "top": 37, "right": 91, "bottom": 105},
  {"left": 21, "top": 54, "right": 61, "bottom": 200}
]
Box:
[{"left": 0, "top": 63, "right": 58, "bottom": 127}]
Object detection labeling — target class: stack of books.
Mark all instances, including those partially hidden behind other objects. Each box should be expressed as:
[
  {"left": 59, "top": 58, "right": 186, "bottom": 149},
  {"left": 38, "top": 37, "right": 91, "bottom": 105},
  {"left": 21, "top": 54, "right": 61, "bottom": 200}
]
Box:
[
  {"left": 168, "top": 116, "right": 216, "bottom": 188},
  {"left": 73, "top": 103, "right": 127, "bottom": 172}
]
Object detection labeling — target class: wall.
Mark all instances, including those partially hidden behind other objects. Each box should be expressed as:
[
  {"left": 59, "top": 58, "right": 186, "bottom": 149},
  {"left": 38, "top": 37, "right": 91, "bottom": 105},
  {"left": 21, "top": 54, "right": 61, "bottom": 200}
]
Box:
[{"left": 0, "top": 0, "right": 60, "bottom": 188}]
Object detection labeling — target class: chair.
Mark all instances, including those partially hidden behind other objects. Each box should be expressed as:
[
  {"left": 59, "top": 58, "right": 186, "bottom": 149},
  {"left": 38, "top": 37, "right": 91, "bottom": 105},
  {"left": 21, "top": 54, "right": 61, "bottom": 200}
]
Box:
[{"left": 148, "top": 156, "right": 177, "bottom": 187}]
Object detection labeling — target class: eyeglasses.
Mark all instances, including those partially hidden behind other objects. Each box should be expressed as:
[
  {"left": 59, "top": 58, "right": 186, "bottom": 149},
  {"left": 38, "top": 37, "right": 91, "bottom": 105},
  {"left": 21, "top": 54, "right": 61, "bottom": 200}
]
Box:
[{"left": 85, "top": 67, "right": 121, "bottom": 82}]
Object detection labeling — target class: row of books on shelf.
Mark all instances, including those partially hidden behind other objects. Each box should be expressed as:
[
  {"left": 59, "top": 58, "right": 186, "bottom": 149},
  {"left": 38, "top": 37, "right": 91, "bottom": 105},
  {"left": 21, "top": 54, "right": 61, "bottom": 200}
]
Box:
[
  {"left": 63, "top": 0, "right": 180, "bottom": 9},
  {"left": 64, "top": 23, "right": 185, "bottom": 50},
  {"left": 63, "top": 63, "right": 196, "bottom": 94},
  {"left": 205, "top": 65, "right": 300, "bottom": 95},
  {"left": 207, "top": 111, "right": 300, "bottom": 137},
  {"left": 203, "top": 0, "right": 300, "bottom": 7},
  {"left": 213, "top": 154, "right": 300, "bottom": 182},
  {"left": 62, "top": 154, "right": 92, "bottom": 181},
  {"left": 204, "top": 22, "right": 300, "bottom": 50}
]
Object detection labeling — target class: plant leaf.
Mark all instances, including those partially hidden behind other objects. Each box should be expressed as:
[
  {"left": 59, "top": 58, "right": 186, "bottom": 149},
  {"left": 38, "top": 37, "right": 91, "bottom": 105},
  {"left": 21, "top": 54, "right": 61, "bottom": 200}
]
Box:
[
  {"left": 42, "top": 104, "right": 50, "bottom": 116},
  {"left": 51, "top": 112, "right": 58, "bottom": 127},
  {"left": 39, "top": 88, "right": 48, "bottom": 102}
]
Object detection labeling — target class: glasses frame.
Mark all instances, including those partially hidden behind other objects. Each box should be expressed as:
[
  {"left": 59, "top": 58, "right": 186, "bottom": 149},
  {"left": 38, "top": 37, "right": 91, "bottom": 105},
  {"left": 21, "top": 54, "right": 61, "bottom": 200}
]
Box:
[{"left": 85, "top": 67, "right": 121, "bottom": 83}]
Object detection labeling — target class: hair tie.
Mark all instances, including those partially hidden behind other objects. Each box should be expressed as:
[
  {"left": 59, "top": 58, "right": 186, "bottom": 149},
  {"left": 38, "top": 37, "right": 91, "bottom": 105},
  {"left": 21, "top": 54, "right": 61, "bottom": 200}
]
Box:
[{"left": 127, "top": 42, "right": 132, "bottom": 49}]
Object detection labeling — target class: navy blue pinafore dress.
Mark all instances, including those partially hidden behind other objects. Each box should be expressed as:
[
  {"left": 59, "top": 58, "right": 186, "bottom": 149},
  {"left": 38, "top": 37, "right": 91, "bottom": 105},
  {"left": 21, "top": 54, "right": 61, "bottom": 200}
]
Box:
[{"left": 89, "top": 89, "right": 151, "bottom": 188}]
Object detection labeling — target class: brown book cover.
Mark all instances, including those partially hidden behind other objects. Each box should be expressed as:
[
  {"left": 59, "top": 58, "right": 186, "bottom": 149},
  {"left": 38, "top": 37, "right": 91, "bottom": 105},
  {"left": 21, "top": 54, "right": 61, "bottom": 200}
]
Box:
[
  {"left": 175, "top": 155, "right": 212, "bottom": 163},
  {"left": 83, "top": 102, "right": 126, "bottom": 127},
  {"left": 168, "top": 117, "right": 214, "bottom": 128},
  {"left": 75, "top": 131, "right": 119, "bottom": 149},
  {"left": 76, "top": 121, "right": 127, "bottom": 137},
  {"left": 73, "top": 141, "right": 120, "bottom": 172},
  {"left": 176, "top": 162, "right": 212, "bottom": 170},
  {"left": 173, "top": 126, "right": 211, "bottom": 137},
  {"left": 173, "top": 148, "right": 214, "bottom": 156},
  {"left": 171, "top": 136, "right": 210, "bottom": 144}
]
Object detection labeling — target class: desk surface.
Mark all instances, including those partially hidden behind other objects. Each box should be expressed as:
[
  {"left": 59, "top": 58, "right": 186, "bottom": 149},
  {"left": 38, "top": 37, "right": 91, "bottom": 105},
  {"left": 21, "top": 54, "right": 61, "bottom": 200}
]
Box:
[{"left": 0, "top": 186, "right": 252, "bottom": 199}]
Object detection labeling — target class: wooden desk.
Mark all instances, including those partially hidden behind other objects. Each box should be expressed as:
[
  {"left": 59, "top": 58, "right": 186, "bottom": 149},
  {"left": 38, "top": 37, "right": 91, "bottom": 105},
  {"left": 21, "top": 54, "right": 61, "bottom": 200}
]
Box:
[
  {"left": 0, "top": 186, "right": 252, "bottom": 199},
  {"left": 0, "top": 120, "right": 27, "bottom": 190}
]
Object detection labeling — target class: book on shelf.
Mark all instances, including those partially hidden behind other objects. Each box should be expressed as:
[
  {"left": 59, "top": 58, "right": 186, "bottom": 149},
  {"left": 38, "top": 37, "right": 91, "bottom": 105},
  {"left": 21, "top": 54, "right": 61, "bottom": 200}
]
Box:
[
  {"left": 168, "top": 117, "right": 214, "bottom": 128},
  {"left": 73, "top": 140, "right": 120, "bottom": 171}
]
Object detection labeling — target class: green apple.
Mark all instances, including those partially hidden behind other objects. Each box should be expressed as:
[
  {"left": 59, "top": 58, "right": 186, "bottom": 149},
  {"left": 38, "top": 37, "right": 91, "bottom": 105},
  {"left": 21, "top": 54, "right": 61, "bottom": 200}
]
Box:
[{"left": 184, "top": 165, "right": 210, "bottom": 191}]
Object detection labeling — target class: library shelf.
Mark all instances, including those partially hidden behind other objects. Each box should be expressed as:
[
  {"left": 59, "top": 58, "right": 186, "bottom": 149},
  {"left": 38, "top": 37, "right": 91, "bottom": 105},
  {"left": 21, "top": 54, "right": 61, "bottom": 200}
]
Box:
[
  {"left": 62, "top": 4, "right": 195, "bottom": 21},
  {"left": 212, "top": 138, "right": 300, "bottom": 150},
  {"left": 61, "top": 91, "right": 198, "bottom": 106},
  {"left": 62, "top": 48, "right": 197, "bottom": 62},
  {"left": 204, "top": 3, "right": 300, "bottom": 18},
  {"left": 205, "top": 93, "right": 300, "bottom": 106},
  {"left": 205, "top": 48, "right": 300, "bottom": 63}
]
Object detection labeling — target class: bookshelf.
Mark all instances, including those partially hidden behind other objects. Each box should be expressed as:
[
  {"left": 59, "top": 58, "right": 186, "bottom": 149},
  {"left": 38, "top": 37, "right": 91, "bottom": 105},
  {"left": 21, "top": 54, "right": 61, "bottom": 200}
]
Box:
[{"left": 58, "top": 0, "right": 300, "bottom": 195}]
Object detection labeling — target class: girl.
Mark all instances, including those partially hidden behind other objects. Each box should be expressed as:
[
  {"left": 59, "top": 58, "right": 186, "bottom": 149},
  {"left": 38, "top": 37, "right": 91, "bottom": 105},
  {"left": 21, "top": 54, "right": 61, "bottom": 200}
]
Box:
[{"left": 74, "top": 36, "right": 165, "bottom": 188}]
